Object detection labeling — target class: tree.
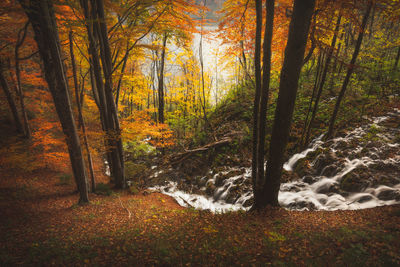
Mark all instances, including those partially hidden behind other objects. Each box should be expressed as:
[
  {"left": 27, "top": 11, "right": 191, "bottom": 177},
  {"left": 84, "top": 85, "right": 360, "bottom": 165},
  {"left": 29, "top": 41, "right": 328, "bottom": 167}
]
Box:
[
  {"left": 253, "top": 0, "right": 316, "bottom": 209},
  {"left": 19, "top": 0, "right": 89, "bottom": 203},
  {"left": 158, "top": 32, "right": 167, "bottom": 124},
  {"left": 327, "top": 1, "right": 372, "bottom": 139},
  {"left": 251, "top": 0, "right": 263, "bottom": 192},
  {"left": 252, "top": 0, "right": 275, "bottom": 209},
  {"left": 80, "top": 0, "right": 125, "bottom": 189},
  {"left": 0, "top": 59, "right": 24, "bottom": 134}
]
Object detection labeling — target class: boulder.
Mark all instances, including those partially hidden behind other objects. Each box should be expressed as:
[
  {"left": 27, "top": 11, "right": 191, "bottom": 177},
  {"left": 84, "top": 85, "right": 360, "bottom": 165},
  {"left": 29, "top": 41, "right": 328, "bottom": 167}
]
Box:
[
  {"left": 377, "top": 189, "right": 400, "bottom": 201},
  {"left": 339, "top": 167, "right": 372, "bottom": 192}
]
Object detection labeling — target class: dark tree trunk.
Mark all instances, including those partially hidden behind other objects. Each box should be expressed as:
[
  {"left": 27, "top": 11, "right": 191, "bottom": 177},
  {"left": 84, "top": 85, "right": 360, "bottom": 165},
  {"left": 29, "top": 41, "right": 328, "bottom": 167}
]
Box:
[
  {"left": 158, "top": 33, "right": 167, "bottom": 124},
  {"left": 81, "top": 0, "right": 125, "bottom": 188},
  {"left": 394, "top": 46, "right": 400, "bottom": 71},
  {"left": 69, "top": 31, "right": 96, "bottom": 193},
  {"left": 94, "top": 0, "right": 125, "bottom": 188},
  {"left": 299, "top": 51, "right": 322, "bottom": 149},
  {"left": 251, "top": 0, "right": 263, "bottom": 192},
  {"left": 115, "top": 41, "right": 130, "bottom": 110},
  {"left": 253, "top": 0, "right": 275, "bottom": 209},
  {"left": 304, "top": 14, "right": 341, "bottom": 146},
  {"left": 0, "top": 59, "right": 24, "bottom": 134},
  {"left": 19, "top": 0, "right": 89, "bottom": 203},
  {"left": 327, "top": 3, "right": 372, "bottom": 139},
  {"left": 258, "top": 0, "right": 315, "bottom": 208},
  {"left": 14, "top": 22, "right": 31, "bottom": 139}
]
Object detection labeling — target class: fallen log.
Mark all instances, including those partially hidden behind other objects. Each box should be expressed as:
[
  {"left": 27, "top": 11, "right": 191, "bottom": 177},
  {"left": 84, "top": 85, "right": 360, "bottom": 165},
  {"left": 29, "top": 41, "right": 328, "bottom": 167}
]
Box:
[{"left": 170, "top": 137, "right": 232, "bottom": 165}]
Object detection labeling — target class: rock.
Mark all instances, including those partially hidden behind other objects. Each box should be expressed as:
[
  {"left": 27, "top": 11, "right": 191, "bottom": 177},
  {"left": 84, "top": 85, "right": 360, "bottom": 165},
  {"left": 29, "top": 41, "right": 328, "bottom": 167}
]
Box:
[
  {"left": 242, "top": 198, "right": 254, "bottom": 208},
  {"left": 377, "top": 189, "right": 400, "bottom": 201},
  {"left": 286, "top": 201, "right": 316, "bottom": 210},
  {"left": 302, "top": 175, "right": 319, "bottom": 185},
  {"left": 282, "top": 170, "right": 299, "bottom": 183},
  {"left": 205, "top": 181, "right": 216, "bottom": 196},
  {"left": 356, "top": 195, "right": 373, "bottom": 203},
  {"left": 313, "top": 152, "right": 339, "bottom": 174},
  {"left": 374, "top": 175, "right": 400, "bottom": 187},
  {"left": 294, "top": 158, "right": 312, "bottom": 177},
  {"left": 315, "top": 182, "right": 339, "bottom": 194},
  {"left": 339, "top": 168, "right": 371, "bottom": 192},
  {"left": 321, "top": 163, "right": 341, "bottom": 177}
]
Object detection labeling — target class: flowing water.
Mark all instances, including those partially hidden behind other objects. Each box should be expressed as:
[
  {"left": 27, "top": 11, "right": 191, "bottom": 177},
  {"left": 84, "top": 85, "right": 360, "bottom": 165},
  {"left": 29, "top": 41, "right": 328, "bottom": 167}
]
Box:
[{"left": 150, "top": 109, "right": 400, "bottom": 212}]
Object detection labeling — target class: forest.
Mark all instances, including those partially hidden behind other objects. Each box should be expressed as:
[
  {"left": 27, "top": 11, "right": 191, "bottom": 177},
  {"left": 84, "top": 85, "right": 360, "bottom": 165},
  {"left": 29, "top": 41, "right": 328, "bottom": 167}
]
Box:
[{"left": 0, "top": 0, "right": 399, "bottom": 265}]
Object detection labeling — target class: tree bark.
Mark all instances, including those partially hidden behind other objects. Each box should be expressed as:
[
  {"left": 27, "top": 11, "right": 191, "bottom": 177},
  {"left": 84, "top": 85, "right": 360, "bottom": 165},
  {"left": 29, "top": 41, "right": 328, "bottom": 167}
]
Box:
[
  {"left": 94, "top": 0, "right": 125, "bottom": 188},
  {"left": 0, "top": 59, "right": 24, "bottom": 134},
  {"left": 69, "top": 31, "right": 96, "bottom": 193},
  {"left": 327, "top": 2, "right": 372, "bottom": 139},
  {"left": 299, "top": 51, "right": 322, "bottom": 149},
  {"left": 253, "top": 0, "right": 275, "bottom": 209},
  {"left": 394, "top": 46, "right": 400, "bottom": 71},
  {"left": 258, "top": 0, "right": 315, "bottom": 208},
  {"left": 14, "top": 22, "right": 31, "bottom": 139},
  {"left": 158, "top": 32, "right": 167, "bottom": 124},
  {"left": 19, "top": 0, "right": 89, "bottom": 204},
  {"left": 304, "top": 14, "right": 341, "bottom": 145},
  {"left": 81, "top": 0, "right": 125, "bottom": 188},
  {"left": 251, "top": 0, "right": 263, "bottom": 193}
]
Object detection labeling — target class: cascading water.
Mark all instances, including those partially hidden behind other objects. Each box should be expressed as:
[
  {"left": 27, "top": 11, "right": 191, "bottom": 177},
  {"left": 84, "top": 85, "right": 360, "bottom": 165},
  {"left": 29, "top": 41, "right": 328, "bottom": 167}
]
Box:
[{"left": 150, "top": 109, "right": 400, "bottom": 212}]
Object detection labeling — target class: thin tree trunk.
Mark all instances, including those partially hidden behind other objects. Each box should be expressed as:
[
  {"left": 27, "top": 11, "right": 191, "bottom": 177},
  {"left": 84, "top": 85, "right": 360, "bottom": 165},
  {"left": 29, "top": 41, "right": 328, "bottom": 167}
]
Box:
[
  {"left": 14, "top": 22, "right": 31, "bottom": 139},
  {"left": 115, "top": 40, "right": 130, "bottom": 110},
  {"left": 0, "top": 60, "right": 24, "bottom": 134},
  {"left": 20, "top": 0, "right": 89, "bottom": 203},
  {"left": 299, "top": 51, "right": 322, "bottom": 148},
  {"left": 304, "top": 14, "right": 341, "bottom": 145},
  {"left": 69, "top": 31, "right": 96, "bottom": 193},
  {"left": 259, "top": 0, "right": 315, "bottom": 208},
  {"left": 251, "top": 0, "right": 263, "bottom": 193},
  {"left": 327, "top": 2, "right": 372, "bottom": 139},
  {"left": 253, "top": 0, "right": 275, "bottom": 209},
  {"left": 158, "top": 32, "right": 167, "bottom": 124},
  {"left": 199, "top": 2, "right": 209, "bottom": 130},
  {"left": 394, "top": 46, "right": 400, "bottom": 71}
]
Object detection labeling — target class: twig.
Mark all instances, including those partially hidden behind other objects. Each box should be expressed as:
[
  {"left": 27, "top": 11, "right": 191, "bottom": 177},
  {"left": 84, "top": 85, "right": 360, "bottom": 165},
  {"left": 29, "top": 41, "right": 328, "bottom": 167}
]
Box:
[
  {"left": 118, "top": 196, "right": 131, "bottom": 219},
  {"left": 179, "top": 196, "right": 194, "bottom": 209}
]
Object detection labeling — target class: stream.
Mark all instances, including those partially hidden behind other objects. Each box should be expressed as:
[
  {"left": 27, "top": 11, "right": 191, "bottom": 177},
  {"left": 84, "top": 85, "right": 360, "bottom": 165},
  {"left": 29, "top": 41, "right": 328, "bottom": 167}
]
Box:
[{"left": 149, "top": 109, "right": 400, "bottom": 212}]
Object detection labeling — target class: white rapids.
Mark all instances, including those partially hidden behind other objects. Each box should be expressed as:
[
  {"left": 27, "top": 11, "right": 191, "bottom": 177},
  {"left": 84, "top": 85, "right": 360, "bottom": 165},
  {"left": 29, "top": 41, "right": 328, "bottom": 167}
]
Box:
[{"left": 149, "top": 109, "right": 400, "bottom": 212}]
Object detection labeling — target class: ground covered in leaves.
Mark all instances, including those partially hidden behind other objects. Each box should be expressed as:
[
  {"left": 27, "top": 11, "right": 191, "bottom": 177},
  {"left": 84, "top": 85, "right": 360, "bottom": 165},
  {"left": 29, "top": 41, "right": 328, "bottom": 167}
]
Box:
[{"left": 0, "top": 162, "right": 399, "bottom": 266}]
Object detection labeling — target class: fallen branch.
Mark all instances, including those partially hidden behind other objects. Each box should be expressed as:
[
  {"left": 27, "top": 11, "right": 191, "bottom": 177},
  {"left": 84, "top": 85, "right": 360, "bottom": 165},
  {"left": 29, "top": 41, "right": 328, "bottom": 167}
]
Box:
[
  {"left": 170, "top": 137, "right": 232, "bottom": 165},
  {"left": 118, "top": 196, "right": 131, "bottom": 219},
  {"left": 179, "top": 196, "right": 195, "bottom": 209}
]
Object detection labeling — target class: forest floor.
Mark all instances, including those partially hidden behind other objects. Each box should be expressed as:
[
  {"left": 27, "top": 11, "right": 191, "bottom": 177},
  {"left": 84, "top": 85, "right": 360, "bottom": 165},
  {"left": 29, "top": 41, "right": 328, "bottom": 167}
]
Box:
[
  {"left": 1, "top": 156, "right": 400, "bottom": 266},
  {"left": 1, "top": 111, "right": 400, "bottom": 266}
]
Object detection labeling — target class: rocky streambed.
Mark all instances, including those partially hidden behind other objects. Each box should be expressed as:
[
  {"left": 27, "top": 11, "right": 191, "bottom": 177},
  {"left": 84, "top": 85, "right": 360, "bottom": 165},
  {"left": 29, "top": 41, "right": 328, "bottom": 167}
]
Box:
[{"left": 149, "top": 109, "right": 400, "bottom": 212}]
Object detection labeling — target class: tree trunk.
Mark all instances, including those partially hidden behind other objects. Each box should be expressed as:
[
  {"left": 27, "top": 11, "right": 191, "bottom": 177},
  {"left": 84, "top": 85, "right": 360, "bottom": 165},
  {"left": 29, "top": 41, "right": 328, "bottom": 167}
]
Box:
[
  {"left": 258, "top": 0, "right": 315, "bottom": 208},
  {"left": 251, "top": 0, "right": 263, "bottom": 193},
  {"left": 394, "top": 46, "right": 400, "bottom": 71},
  {"left": 299, "top": 51, "right": 322, "bottom": 148},
  {"left": 94, "top": 0, "right": 125, "bottom": 188},
  {"left": 158, "top": 32, "right": 167, "bottom": 124},
  {"left": 304, "top": 14, "right": 341, "bottom": 146},
  {"left": 0, "top": 60, "right": 24, "bottom": 134},
  {"left": 14, "top": 22, "right": 31, "bottom": 139},
  {"left": 253, "top": 0, "right": 275, "bottom": 209},
  {"left": 81, "top": 0, "right": 125, "bottom": 188},
  {"left": 19, "top": 0, "right": 89, "bottom": 204},
  {"left": 69, "top": 31, "right": 96, "bottom": 193},
  {"left": 327, "top": 2, "right": 372, "bottom": 139}
]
